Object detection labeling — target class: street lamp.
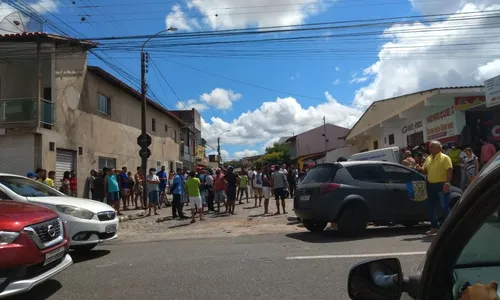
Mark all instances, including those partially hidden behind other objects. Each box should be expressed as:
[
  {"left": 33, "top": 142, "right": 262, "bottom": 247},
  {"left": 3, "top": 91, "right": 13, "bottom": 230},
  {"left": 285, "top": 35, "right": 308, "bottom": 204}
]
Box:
[
  {"left": 139, "top": 26, "right": 177, "bottom": 205},
  {"left": 217, "top": 130, "right": 230, "bottom": 164}
]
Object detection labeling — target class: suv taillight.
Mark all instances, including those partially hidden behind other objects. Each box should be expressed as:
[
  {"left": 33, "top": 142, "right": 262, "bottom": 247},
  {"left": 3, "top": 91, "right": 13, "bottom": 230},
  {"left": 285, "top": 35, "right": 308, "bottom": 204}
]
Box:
[{"left": 320, "top": 183, "right": 340, "bottom": 194}]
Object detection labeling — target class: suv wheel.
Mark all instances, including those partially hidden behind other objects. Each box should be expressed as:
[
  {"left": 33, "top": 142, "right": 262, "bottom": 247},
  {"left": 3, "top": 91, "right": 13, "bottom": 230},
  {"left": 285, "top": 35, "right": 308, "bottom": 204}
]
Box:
[
  {"left": 72, "top": 244, "right": 97, "bottom": 253},
  {"left": 337, "top": 204, "right": 368, "bottom": 237},
  {"left": 302, "top": 219, "right": 327, "bottom": 233}
]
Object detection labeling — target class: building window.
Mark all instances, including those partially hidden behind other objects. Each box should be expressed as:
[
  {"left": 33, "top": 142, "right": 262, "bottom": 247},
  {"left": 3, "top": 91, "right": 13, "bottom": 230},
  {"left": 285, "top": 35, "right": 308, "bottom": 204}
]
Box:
[
  {"left": 174, "top": 130, "right": 177, "bottom": 142},
  {"left": 407, "top": 131, "right": 424, "bottom": 147},
  {"left": 152, "top": 118, "right": 156, "bottom": 132},
  {"left": 373, "top": 140, "right": 379, "bottom": 149},
  {"left": 164, "top": 124, "right": 168, "bottom": 132},
  {"left": 98, "top": 156, "right": 116, "bottom": 170},
  {"left": 388, "top": 134, "right": 395, "bottom": 145},
  {"left": 97, "top": 94, "right": 111, "bottom": 115}
]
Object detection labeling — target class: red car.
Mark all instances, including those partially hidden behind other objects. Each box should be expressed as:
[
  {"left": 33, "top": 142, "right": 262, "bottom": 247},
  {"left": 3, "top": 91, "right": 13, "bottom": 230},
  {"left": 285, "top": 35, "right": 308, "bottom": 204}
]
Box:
[{"left": 0, "top": 200, "right": 73, "bottom": 298}]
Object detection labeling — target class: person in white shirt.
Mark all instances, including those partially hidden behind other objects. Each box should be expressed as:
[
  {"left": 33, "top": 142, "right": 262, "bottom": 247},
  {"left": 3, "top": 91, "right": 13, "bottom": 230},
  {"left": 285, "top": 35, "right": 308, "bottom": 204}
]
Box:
[
  {"left": 251, "top": 167, "right": 263, "bottom": 207},
  {"left": 247, "top": 167, "right": 256, "bottom": 198}
]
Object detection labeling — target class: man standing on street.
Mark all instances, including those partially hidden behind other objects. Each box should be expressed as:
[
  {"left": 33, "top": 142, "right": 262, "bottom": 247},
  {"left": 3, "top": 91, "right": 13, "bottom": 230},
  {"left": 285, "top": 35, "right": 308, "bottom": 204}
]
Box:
[
  {"left": 252, "top": 167, "right": 263, "bottom": 208},
  {"left": 185, "top": 171, "right": 203, "bottom": 223},
  {"left": 287, "top": 165, "right": 297, "bottom": 199},
  {"left": 170, "top": 168, "right": 187, "bottom": 219},
  {"left": 225, "top": 166, "right": 239, "bottom": 215},
  {"left": 157, "top": 166, "right": 168, "bottom": 207},
  {"left": 416, "top": 140, "right": 453, "bottom": 235},
  {"left": 247, "top": 167, "right": 256, "bottom": 199},
  {"left": 146, "top": 168, "right": 160, "bottom": 216},
  {"left": 271, "top": 165, "right": 288, "bottom": 215},
  {"left": 262, "top": 165, "right": 272, "bottom": 214},
  {"left": 205, "top": 170, "right": 215, "bottom": 212}
]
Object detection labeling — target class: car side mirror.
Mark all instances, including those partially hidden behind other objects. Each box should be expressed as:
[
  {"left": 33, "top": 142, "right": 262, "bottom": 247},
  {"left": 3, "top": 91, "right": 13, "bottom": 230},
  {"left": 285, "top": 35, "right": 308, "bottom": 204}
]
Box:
[{"left": 348, "top": 258, "right": 403, "bottom": 300}]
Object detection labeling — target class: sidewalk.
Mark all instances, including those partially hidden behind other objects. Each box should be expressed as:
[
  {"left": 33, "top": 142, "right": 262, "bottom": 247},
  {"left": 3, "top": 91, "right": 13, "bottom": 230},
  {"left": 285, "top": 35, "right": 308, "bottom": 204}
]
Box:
[{"left": 117, "top": 196, "right": 306, "bottom": 242}]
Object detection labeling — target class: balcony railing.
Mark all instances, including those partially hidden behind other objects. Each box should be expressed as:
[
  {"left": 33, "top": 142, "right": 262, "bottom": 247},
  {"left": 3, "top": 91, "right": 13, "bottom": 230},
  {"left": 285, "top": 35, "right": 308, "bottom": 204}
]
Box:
[{"left": 0, "top": 98, "right": 54, "bottom": 126}]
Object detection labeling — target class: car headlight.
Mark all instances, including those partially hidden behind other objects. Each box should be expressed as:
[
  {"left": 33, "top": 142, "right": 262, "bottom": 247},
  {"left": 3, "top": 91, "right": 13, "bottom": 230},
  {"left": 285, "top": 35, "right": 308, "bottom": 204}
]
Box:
[
  {"left": 0, "top": 231, "right": 20, "bottom": 245},
  {"left": 56, "top": 205, "right": 94, "bottom": 220}
]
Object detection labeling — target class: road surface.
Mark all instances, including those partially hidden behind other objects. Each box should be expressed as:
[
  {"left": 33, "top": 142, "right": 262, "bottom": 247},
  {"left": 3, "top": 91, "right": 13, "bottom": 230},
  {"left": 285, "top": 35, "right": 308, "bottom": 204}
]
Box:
[{"left": 18, "top": 226, "right": 433, "bottom": 300}]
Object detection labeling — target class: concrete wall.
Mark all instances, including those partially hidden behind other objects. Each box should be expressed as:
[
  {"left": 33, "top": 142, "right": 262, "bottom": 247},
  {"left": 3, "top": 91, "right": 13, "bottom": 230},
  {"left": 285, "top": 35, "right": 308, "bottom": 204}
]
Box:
[
  {"left": 38, "top": 49, "right": 181, "bottom": 197},
  {"left": 293, "top": 124, "right": 349, "bottom": 158}
]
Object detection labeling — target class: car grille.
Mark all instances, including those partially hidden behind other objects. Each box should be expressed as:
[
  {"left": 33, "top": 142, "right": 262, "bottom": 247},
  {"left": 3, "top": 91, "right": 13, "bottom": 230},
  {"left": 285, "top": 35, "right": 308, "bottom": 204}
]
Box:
[
  {"left": 31, "top": 219, "right": 61, "bottom": 244},
  {"left": 97, "top": 211, "right": 116, "bottom": 221}
]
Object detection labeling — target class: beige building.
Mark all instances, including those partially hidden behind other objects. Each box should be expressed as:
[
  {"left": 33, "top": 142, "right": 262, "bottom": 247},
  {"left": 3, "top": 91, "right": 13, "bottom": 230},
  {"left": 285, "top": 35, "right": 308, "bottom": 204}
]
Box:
[
  {"left": 346, "top": 86, "right": 485, "bottom": 152},
  {"left": 0, "top": 33, "right": 184, "bottom": 196}
]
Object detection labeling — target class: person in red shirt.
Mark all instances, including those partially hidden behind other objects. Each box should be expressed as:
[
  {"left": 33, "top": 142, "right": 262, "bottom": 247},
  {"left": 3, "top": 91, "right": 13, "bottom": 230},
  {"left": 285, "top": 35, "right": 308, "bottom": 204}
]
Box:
[
  {"left": 480, "top": 138, "right": 497, "bottom": 167},
  {"left": 213, "top": 169, "right": 227, "bottom": 213},
  {"left": 69, "top": 170, "right": 78, "bottom": 197}
]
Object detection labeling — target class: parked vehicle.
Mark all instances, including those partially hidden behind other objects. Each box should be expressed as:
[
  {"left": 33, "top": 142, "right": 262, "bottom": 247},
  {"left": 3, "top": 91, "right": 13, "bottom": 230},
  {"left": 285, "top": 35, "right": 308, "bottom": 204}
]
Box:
[
  {"left": 350, "top": 146, "right": 401, "bottom": 163},
  {"left": 293, "top": 161, "right": 462, "bottom": 237},
  {"left": 0, "top": 200, "right": 73, "bottom": 299},
  {"left": 0, "top": 173, "right": 119, "bottom": 252},
  {"left": 347, "top": 153, "right": 500, "bottom": 299}
]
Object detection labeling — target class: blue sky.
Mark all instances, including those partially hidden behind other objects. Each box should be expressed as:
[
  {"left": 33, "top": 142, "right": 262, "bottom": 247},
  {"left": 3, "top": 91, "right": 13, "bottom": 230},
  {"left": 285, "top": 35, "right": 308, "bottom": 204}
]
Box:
[{"left": 2, "top": 0, "right": 499, "bottom": 160}]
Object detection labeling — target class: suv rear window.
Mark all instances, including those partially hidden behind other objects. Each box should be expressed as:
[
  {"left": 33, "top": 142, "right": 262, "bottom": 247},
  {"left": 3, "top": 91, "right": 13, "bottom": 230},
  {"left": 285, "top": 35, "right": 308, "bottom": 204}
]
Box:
[
  {"left": 301, "top": 164, "right": 339, "bottom": 184},
  {"left": 346, "top": 165, "right": 384, "bottom": 183}
]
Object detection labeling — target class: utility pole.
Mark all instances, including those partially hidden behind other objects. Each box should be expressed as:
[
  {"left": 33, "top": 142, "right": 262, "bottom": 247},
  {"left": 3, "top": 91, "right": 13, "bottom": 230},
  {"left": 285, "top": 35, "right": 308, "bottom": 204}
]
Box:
[
  {"left": 138, "top": 27, "right": 177, "bottom": 208},
  {"left": 217, "top": 137, "right": 221, "bottom": 166},
  {"left": 322, "top": 116, "right": 329, "bottom": 152}
]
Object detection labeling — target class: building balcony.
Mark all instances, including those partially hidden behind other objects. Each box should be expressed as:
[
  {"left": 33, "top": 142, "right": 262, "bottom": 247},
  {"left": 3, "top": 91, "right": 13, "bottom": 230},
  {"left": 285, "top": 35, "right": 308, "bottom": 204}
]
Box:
[{"left": 0, "top": 98, "right": 54, "bottom": 128}]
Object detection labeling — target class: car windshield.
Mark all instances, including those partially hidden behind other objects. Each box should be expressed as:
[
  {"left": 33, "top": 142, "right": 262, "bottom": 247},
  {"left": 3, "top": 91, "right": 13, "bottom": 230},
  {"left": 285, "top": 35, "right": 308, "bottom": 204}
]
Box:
[
  {"left": 0, "top": 176, "right": 64, "bottom": 197},
  {"left": 301, "top": 164, "right": 338, "bottom": 184}
]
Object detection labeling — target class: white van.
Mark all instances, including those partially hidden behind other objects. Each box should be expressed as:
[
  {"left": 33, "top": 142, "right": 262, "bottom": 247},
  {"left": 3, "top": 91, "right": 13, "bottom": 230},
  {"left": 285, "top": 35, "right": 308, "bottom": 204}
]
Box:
[{"left": 349, "top": 146, "right": 401, "bottom": 163}]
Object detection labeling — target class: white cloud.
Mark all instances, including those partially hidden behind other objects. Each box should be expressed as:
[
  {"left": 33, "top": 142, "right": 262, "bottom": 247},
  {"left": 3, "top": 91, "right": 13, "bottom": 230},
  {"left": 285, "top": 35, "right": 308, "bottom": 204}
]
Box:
[
  {"left": 233, "top": 149, "right": 259, "bottom": 160},
  {"left": 475, "top": 59, "right": 500, "bottom": 81},
  {"left": 207, "top": 149, "right": 230, "bottom": 161},
  {"left": 332, "top": 79, "right": 341, "bottom": 85},
  {"left": 201, "top": 91, "right": 361, "bottom": 147},
  {"left": 290, "top": 73, "right": 300, "bottom": 80},
  {"left": 349, "top": 77, "right": 369, "bottom": 84},
  {"left": 200, "top": 88, "right": 242, "bottom": 110},
  {"left": 168, "top": 0, "right": 330, "bottom": 30},
  {"left": 176, "top": 99, "right": 208, "bottom": 112},
  {"left": 335, "top": 66, "right": 340, "bottom": 71},
  {"left": 410, "top": 0, "right": 496, "bottom": 14},
  {"left": 165, "top": 3, "right": 200, "bottom": 32},
  {"left": 353, "top": 2, "right": 500, "bottom": 109}
]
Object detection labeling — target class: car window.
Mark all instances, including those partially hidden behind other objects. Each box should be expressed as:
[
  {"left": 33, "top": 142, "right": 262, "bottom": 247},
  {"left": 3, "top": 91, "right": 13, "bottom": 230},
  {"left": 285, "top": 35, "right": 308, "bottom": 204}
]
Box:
[
  {"left": 382, "top": 164, "right": 423, "bottom": 183},
  {"left": 0, "top": 176, "right": 63, "bottom": 197},
  {"left": 302, "top": 164, "right": 339, "bottom": 184},
  {"left": 346, "top": 165, "right": 385, "bottom": 183},
  {"left": 456, "top": 210, "right": 500, "bottom": 266},
  {"left": 0, "top": 190, "right": 11, "bottom": 200}
]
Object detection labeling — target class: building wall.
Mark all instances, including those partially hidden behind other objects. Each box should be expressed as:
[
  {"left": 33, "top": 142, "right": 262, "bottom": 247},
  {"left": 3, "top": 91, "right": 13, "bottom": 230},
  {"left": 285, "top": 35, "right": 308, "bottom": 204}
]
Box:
[
  {"left": 39, "top": 51, "right": 181, "bottom": 196},
  {"left": 294, "top": 124, "right": 349, "bottom": 158}
]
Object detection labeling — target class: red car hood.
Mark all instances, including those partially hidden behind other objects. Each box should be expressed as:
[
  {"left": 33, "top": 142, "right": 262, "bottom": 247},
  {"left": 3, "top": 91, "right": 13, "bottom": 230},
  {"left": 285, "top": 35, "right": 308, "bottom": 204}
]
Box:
[{"left": 0, "top": 200, "right": 58, "bottom": 232}]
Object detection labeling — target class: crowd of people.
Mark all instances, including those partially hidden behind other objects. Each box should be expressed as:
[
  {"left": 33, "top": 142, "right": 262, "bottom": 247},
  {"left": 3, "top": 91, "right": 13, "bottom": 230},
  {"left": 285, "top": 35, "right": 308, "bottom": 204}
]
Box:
[
  {"left": 27, "top": 168, "right": 78, "bottom": 197},
  {"left": 398, "top": 138, "right": 498, "bottom": 235},
  {"left": 75, "top": 163, "right": 308, "bottom": 223}
]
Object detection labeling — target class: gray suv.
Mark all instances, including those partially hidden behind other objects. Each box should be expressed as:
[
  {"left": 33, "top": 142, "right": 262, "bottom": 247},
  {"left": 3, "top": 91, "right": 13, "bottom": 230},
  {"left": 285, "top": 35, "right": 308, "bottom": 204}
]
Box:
[{"left": 293, "top": 161, "right": 462, "bottom": 237}]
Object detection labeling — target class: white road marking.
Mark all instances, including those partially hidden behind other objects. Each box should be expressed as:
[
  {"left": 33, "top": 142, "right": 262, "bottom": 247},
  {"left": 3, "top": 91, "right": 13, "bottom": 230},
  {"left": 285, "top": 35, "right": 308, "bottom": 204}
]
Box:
[{"left": 286, "top": 251, "right": 427, "bottom": 260}]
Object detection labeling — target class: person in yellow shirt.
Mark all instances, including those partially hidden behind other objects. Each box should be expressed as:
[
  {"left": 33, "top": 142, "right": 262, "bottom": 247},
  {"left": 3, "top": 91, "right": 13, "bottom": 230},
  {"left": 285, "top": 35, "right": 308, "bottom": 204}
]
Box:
[
  {"left": 416, "top": 140, "right": 453, "bottom": 235},
  {"left": 36, "top": 168, "right": 55, "bottom": 188}
]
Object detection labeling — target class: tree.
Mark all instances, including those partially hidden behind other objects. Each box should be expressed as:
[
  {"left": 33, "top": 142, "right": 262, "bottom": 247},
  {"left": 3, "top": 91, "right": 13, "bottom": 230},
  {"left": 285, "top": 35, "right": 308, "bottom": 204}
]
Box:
[{"left": 256, "top": 142, "right": 291, "bottom": 165}]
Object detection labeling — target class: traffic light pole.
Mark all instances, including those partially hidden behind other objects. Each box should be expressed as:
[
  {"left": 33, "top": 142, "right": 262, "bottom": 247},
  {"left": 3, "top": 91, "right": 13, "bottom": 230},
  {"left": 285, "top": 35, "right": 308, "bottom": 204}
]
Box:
[{"left": 140, "top": 50, "right": 149, "bottom": 206}]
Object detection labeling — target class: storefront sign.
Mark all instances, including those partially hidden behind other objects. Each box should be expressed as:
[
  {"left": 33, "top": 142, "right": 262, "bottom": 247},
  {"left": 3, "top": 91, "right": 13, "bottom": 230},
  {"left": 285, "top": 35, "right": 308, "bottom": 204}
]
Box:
[
  {"left": 401, "top": 121, "right": 423, "bottom": 134},
  {"left": 426, "top": 106, "right": 456, "bottom": 140},
  {"left": 485, "top": 75, "right": 500, "bottom": 108},
  {"left": 454, "top": 96, "right": 485, "bottom": 110}
]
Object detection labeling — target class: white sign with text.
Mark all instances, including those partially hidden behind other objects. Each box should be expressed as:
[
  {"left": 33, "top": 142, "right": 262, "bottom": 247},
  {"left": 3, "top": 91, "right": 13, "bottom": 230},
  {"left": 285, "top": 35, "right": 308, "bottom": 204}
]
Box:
[{"left": 426, "top": 106, "right": 456, "bottom": 140}]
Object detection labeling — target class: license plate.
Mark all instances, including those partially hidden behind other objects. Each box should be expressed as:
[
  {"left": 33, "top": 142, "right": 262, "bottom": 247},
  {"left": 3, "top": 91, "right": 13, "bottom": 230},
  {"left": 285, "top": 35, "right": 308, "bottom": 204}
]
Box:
[
  {"left": 300, "top": 195, "right": 310, "bottom": 201},
  {"left": 105, "top": 224, "right": 117, "bottom": 234},
  {"left": 44, "top": 246, "right": 65, "bottom": 266}
]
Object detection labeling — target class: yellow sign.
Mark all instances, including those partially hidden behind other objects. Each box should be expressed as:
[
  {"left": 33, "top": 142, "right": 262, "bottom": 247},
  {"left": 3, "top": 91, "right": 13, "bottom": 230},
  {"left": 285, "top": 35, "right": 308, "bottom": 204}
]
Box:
[
  {"left": 196, "top": 145, "right": 206, "bottom": 159},
  {"left": 454, "top": 96, "right": 485, "bottom": 111}
]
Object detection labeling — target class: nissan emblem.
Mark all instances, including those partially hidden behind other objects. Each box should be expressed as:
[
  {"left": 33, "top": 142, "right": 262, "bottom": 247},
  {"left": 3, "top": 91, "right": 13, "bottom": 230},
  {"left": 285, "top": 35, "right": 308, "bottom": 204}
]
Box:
[{"left": 47, "top": 224, "right": 56, "bottom": 237}]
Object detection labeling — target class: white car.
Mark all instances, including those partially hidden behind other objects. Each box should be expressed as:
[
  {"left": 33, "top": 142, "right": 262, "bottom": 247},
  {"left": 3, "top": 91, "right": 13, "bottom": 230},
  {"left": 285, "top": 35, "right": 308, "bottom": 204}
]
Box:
[{"left": 0, "top": 173, "right": 118, "bottom": 252}]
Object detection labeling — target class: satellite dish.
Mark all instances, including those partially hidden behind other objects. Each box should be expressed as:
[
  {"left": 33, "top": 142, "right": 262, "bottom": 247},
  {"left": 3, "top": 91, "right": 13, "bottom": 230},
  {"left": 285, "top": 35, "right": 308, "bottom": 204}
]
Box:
[{"left": 0, "top": 11, "right": 43, "bottom": 34}]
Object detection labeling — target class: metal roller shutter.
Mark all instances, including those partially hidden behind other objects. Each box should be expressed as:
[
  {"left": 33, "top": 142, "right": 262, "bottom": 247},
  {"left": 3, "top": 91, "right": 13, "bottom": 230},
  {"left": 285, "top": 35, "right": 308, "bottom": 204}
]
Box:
[{"left": 55, "top": 150, "right": 75, "bottom": 189}]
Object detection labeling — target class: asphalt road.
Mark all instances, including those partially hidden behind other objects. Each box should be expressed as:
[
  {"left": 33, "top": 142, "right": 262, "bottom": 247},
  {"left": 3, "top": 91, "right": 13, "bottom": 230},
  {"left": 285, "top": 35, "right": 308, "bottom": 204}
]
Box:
[{"left": 16, "top": 226, "right": 434, "bottom": 300}]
